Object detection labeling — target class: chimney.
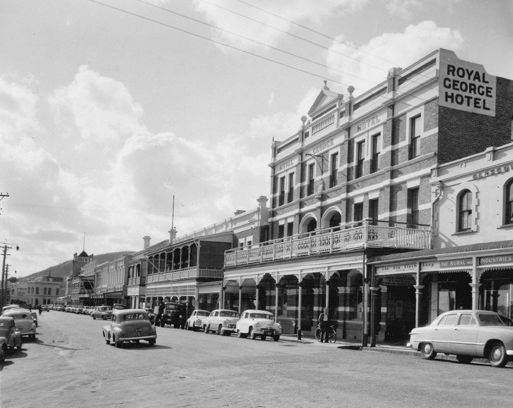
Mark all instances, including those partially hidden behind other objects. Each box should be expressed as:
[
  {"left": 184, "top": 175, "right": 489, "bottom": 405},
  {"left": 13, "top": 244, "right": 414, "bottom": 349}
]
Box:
[
  {"left": 143, "top": 236, "right": 151, "bottom": 249},
  {"left": 257, "top": 195, "right": 268, "bottom": 208},
  {"left": 169, "top": 227, "right": 177, "bottom": 244}
]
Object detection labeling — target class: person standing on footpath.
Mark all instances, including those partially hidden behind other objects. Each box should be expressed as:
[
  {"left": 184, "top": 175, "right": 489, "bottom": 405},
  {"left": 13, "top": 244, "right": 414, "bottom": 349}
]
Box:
[{"left": 318, "top": 307, "right": 329, "bottom": 343}]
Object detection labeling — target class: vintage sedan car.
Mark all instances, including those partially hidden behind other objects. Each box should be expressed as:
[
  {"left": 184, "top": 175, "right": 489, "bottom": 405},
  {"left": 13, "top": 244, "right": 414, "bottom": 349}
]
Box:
[
  {"left": 408, "top": 310, "right": 513, "bottom": 367},
  {"left": 102, "top": 309, "right": 156, "bottom": 347},
  {"left": 203, "top": 309, "right": 239, "bottom": 335},
  {"left": 185, "top": 309, "right": 210, "bottom": 331},
  {"left": 0, "top": 316, "right": 22, "bottom": 358},
  {"left": 92, "top": 306, "right": 113, "bottom": 320},
  {"left": 2, "top": 309, "right": 37, "bottom": 339},
  {"left": 235, "top": 309, "right": 281, "bottom": 341}
]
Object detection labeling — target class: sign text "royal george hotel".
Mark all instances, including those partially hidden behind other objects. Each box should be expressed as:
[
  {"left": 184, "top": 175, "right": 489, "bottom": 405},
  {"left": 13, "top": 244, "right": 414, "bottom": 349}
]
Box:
[{"left": 439, "top": 49, "right": 496, "bottom": 117}]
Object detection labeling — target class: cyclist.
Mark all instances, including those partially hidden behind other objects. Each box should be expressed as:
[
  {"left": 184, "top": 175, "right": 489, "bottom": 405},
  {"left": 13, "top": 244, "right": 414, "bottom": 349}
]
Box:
[{"left": 318, "top": 307, "right": 329, "bottom": 343}]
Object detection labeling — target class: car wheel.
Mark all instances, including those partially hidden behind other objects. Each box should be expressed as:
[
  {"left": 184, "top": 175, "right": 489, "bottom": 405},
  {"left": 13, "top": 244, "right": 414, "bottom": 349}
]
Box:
[
  {"left": 456, "top": 355, "right": 473, "bottom": 364},
  {"left": 105, "top": 337, "right": 110, "bottom": 345},
  {"left": 488, "top": 341, "right": 508, "bottom": 368},
  {"left": 0, "top": 349, "right": 5, "bottom": 364},
  {"left": 237, "top": 330, "right": 245, "bottom": 338},
  {"left": 205, "top": 325, "right": 210, "bottom": 334},
  {"left": 261, "top": 335, "right": 266, "bottom": 341},
  {"left": 248, "top": 327, "right": 256, "bottom": 340},
  {"left": 113, "top": 335, "right": 122, "bottom": 348},
  {"left": 420, "top": 342, "right": 437, "bottom": 360},
  {"left": 273, "top": 335, "right": 280, "bottom": 342},
  {"left": 217, "top": 325, "right": 222, "bottom": 335},
  {"left": 92, "top": 316, "right": 96, "bottom": 320},
  {"left": 148, "top": 339, "right": 155, "bottom": 346}
]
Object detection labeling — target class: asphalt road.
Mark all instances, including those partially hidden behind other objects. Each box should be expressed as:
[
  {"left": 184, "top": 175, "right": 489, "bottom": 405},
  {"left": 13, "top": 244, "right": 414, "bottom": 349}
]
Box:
[{"left": 1, "top": 311, "right": 512, "bottom": 408}]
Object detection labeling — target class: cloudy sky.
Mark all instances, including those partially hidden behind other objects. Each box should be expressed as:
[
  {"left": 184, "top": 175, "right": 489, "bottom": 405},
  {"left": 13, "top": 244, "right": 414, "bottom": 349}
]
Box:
[{"left": 1, "top": 0, "right": 512, "bottom": 277}]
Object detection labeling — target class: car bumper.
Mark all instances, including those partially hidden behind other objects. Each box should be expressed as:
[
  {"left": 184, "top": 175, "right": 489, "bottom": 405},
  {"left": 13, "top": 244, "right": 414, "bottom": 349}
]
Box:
[
  {"left": 254, "top": 328, "right": 279, "bottom": 336},
  {"left": 506, "top": 349, "right": 513, "bottom": 356},
  {"left": 119, "top": 335, "right": 156, "bottom": 341}
]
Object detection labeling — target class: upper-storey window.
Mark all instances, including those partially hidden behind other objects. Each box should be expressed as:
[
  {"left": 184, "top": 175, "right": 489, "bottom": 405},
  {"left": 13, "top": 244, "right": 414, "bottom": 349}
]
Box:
[
  {"left": 330, "top": 152, "right": 338, "bottom": 188},
  {"left": 278, "top": 176, "right": 285, "bottom": 206},
  {"left": 288, "top": 172, "right": 294, "bottom": 203},
  {"left": 370, "top": 133, "right": 380, "bottom": 173},
  {"left": 457, "top": 190, "right": 472, "bottom": 231},
  {"left": 307, "top": 163, "right": 315, "bottom": 196},
  {"left": 409, "top": 115, "right": 421, "bottom": 159},
  {"left": 504, "top": 179, "right": 513, "bottom": 225},
  {"left": 407, "top": 187, "right": 419, "bottom": 227},
  {"left": 354, "top": 202, "right": 363, "bottom": 226},
  {"left": 355, "top": 140, "right": 365, "bottom": 179}
]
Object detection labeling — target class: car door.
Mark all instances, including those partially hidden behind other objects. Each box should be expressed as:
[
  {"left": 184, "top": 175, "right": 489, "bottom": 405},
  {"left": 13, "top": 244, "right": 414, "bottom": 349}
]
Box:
[
  {"left": 451, "top": 313, "right": 479, "bottom": 355},
  {"left": 432, "top": 313, "right": 459, "bottom": 353}
]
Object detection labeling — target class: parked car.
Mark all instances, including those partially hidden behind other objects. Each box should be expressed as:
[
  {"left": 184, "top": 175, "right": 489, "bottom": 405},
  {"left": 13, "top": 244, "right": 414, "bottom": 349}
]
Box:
[
  {"left": 1, "top": 309, "right": 37, "bottom": 339},
  {"left": 91, "top": 306, "right": 113, "bottom": 320},
  {"left": 160, "top": 302, "right": 187, "bottom": 328},
  {"left": 235, "top": 310, "right": 281, "bottom": 341},
  {"left": 185, "top": 309, "right": 210, "bottom": 331},
  {"left": 0, "top": 316, "right": 22, "bottom": 358},
  {"left": 408, "top": 309, "right": 513, "bottom": 368},
  {"left": 2, "top": 304, "right": 20, "bottom": 313},
  {"left": 102, "top": 309, "right": 156, "bottom": 347},
  {"left": 203, "top": 309, "right": 240, "bottom": 335}
]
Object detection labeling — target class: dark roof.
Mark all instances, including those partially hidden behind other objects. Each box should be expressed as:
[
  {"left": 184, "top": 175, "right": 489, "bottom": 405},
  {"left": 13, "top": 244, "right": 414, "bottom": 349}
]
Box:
[
  {"left": 369, "top": 240, "right": 513, "bottom": 264},
  {"left": 78, "top": 250, "right": 89, "bottom": 257}
]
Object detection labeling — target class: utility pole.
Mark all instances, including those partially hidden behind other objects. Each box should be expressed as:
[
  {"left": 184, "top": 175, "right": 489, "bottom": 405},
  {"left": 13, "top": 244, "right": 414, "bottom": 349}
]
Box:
[
  {"left": 1, "top": 242, "right": 19, "bottom": 308},
  {"left": 0, "top": 192, "right": 9, "bottom": 215}
]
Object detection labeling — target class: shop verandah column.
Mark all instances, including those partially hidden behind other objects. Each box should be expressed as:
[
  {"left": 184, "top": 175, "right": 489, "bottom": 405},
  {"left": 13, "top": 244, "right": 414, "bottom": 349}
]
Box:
[{"left": 470, "top": 257, "right": 480, "bottom": 311}]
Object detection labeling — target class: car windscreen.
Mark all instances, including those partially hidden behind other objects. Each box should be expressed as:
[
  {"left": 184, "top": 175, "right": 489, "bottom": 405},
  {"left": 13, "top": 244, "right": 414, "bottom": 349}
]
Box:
[
  {"left": 220, "top": 311, "right": 239, "bottom": 317},
  {"left": 196, "top": 311, "right": 210, "bottom": 317},
  {"left": 249, "top": 313, "right": 272, "bottom": 319},
  {"left": 477, "top": 313, "right": 506, "bottom": 326}
]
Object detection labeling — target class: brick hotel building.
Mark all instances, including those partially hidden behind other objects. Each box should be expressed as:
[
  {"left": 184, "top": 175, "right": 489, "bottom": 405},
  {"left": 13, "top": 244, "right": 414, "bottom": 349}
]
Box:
[{"left": 223, "top": 49, "right": 513, "bottom": 343}]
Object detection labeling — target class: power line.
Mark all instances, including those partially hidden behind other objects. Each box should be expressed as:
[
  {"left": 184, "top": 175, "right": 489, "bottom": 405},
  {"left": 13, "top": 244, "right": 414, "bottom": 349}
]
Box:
[
  {"left": 132, "top": 0, "right": 338, "bottom": 78},
  {"left": 87, "top": 0, "right": 344, "bottom": 86},
  {"left": 202, "top": 0, "right": 441, "bottom": 98}
]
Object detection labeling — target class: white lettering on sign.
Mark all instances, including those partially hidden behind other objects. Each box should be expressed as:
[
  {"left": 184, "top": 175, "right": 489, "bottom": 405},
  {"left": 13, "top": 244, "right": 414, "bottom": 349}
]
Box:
[{"left": 439, "top": 50, "right": 496, "bottom": 117}]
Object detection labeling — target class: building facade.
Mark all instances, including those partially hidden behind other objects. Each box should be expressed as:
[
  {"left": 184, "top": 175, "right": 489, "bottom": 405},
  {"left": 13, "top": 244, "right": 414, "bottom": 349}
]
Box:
[{"left": 223, "top": 48, "right": 513, "bottom": 342}]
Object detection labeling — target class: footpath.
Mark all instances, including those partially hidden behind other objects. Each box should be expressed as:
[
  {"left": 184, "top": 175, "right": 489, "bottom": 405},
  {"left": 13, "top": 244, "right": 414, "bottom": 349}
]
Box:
[{"left": 280, "top": 334, "right": 419, "bottom": 356}]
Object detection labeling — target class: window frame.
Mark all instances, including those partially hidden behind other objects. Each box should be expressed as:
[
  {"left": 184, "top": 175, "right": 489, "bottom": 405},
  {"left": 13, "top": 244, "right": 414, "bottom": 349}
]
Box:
[
  {"left": 504, "top": 178, "right": 513, "bottom": 225},
  {"left": 355, "top": 140, "right": 365, "bottom": 179},
  {"left": 457, "top": 189, "right": 473, "bottom": 232},
  {"left": 409, "top": 114, "right": 422, "bottom": 160}
]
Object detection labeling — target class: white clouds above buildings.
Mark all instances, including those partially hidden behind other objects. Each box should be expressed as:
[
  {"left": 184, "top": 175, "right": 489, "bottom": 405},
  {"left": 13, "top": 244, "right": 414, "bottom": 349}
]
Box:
[{"left": 326, "top": 21, "right": 465, "bottom": 94}]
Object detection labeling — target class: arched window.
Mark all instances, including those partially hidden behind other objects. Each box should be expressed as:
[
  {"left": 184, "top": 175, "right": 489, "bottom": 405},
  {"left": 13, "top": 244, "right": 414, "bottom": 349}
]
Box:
[
  {"left": 458, "top": 190, "right": 472, "bottom": 231},
  {"left": 505, "top": 179, "right": 513, "bottom": 225}
]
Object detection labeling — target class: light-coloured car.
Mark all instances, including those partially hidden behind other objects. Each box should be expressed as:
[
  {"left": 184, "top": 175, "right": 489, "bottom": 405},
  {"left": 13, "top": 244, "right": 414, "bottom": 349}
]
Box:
[
  {"left": 408, "top": 309, "right": 513, "bottom": 367},
  {"left": 0, "top": 316, "right": 22, "bottom": 358},
  {"left": 92, "top": 306, "right": 113, "bottom": 320},
  {"left": 235, "top": 309, "right": 281, "bottom": 341},
  {"left": 102, "top": 309, "right": 156, "bottom": 348},
  {"left": 185, "top": 309, "right": 210, "bottom": 331},
  {"left": 2, "top": 309, "right": 37, "bottom": 339},
  {"left": 203, "top": 309, "right": 239, "bottom": 335}
]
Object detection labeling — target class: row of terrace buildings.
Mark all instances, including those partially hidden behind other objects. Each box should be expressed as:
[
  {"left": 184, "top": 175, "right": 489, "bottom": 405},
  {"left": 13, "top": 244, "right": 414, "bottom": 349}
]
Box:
[{"left": 64, "top": 49, "right": 513, "bottom": 346}]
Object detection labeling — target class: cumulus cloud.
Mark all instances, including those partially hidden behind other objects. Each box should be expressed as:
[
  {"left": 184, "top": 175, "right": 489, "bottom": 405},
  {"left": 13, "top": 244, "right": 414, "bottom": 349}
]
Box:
[
  {"left": 48, "top": 66, "right": 144, "bottom": 146},
  {"left": 326, "top": 21, "right": 464, "bottom": 94},
  {"left": 193, "top": 0, "right": 368, "bottom": 51},
  {"left": 385, "top": 0, "right": 422, "bottom": 19}
]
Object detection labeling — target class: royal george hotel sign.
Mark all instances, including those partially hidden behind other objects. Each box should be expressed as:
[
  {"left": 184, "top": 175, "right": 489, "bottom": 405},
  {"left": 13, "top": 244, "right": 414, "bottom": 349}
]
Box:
[{"left": 439, "top": 49, "right": 496, "bottom": 117}]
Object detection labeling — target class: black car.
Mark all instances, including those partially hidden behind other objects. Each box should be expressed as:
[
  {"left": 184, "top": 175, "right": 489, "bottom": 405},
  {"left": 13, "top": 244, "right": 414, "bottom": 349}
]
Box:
[{"left": 160, "top": 302, "right": 187, "bottom": 328}]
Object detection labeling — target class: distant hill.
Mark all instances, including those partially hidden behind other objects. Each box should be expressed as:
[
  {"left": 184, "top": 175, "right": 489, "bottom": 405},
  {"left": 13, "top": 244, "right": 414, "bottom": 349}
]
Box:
[{"left": 19, "top": 251, "right": 135, "bottom": 281}]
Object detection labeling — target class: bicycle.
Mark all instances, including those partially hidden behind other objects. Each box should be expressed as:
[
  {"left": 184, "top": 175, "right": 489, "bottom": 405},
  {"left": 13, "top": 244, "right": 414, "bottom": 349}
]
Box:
[{"left": 315, "top": 323, "right": 337, "bottom": 343}]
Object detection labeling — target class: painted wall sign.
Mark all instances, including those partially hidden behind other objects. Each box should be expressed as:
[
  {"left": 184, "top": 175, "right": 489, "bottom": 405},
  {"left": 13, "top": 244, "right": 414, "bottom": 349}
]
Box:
[
  {"left": 354, "top": 112, "right": 386, "bottom": 135},
  {"left": 276, "top": 158, "right": 298, "bottom": 173},
  {"left": 472, "top": 163, "right": 513, "bottom": 180},
  {"left": 308, "top": 138, "right": 334, "bottom": 156},
  {"left": 420, "top": 261, "right": 440, "bottom": 272},
  {"left": 439, "top": 258, "right": 473, "bottom": 269},
  {"left": 479, "top": 255, "right": 513, "bottom": 266},
  {"left": 439, "top": 49, "right": 496, "bottom": 117},
  {"left": 375, "top": 262, "right": 418, "bottom": 275}
]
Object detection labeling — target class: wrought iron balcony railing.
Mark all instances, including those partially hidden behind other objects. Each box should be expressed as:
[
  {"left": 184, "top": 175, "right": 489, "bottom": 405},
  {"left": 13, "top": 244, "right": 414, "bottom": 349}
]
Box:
[
  {"left": 146, "top": 267, "right": 224, "bottom": 283},
  {"left": 225, "top": 220, "right": 431, "bottom": 267}
]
